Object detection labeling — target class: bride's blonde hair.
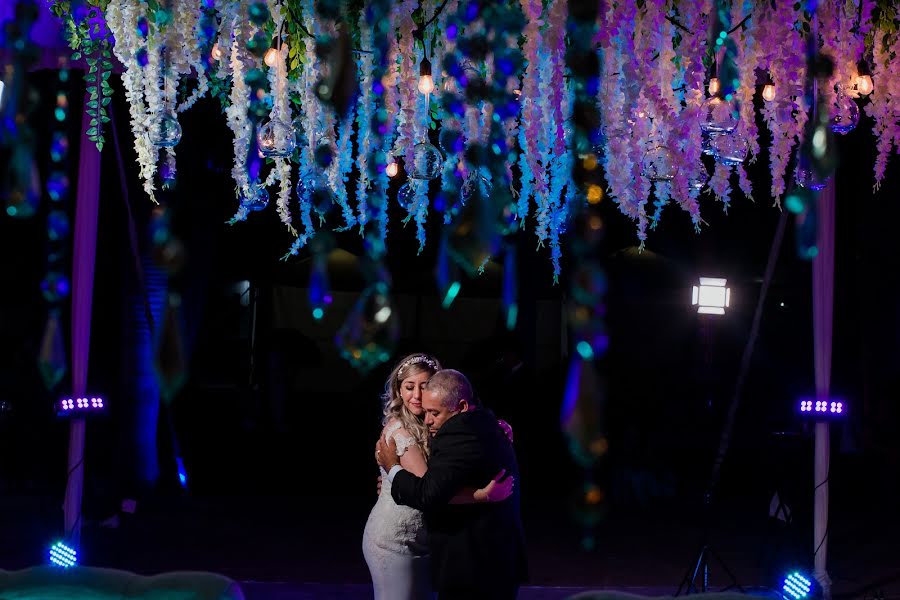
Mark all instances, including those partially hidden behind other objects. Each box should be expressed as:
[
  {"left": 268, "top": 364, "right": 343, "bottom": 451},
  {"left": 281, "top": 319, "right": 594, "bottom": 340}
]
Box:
[{"left": 382, "top": 353, "right": 442, "bottom": 457}]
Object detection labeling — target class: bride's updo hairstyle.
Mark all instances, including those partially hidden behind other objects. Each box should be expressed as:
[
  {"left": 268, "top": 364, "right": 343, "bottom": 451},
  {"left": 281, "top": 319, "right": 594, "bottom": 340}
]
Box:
[{"left": 382, "top": 353, "right": 442, "bottom": 456}]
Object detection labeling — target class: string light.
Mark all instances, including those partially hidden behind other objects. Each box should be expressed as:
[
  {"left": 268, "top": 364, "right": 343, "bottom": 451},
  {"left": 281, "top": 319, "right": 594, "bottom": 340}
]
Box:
[
  {"left": 417, "top": 57, "right": 434, "bottom": 96},
  {"left": 264, "top": 47, "right": 278, "bottom": 68},
  {"left": 211, "top": 42, "right": 222, "bottom": 61},
  {"left": 386, "top": 160, "right": 399, "bottom": 178},
  {"left": 762, "top": 83, "right": 776, "bottom": 102},
  {"left": 855, "top": 59, "right": 873, "bottom": 96},
  {"left": 708, "top": 77, "right": 720, "bottom": 96}
]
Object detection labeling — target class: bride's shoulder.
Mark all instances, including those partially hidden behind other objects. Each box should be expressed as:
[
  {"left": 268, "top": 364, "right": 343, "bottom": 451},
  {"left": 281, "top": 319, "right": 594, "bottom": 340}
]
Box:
[{"left": 382, "top": 418, "right": 404, "bottom": 437}]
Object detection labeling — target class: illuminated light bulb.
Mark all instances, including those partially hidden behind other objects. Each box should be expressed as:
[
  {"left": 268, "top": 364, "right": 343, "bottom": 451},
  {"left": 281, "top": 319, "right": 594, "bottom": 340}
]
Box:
[
  {"left": 855, "top": 59, "right": 873, "bottom": 96},
  {"left": 418, "top": 57, "right": 434, "bottom": 95},
  {"left": 418, "top": 75, "right": 434, "bottom": 95},
  {"left": 762, "top": 83, "right": 776, "bottom": 102},
  {"left": 708, "top": 77, "right": 720, "bottom": 95},
  {"left": 211, "top": 42, "right": 222, "bottom": 61},
  {"left": 386, "top": 161, "right": 399, "bottom": 178},
  {"left": 264, "top": 47, "right": 278, "bottom": 68},
  {"left": 856, "top": 74, "right": 873, "bottom": 96}
]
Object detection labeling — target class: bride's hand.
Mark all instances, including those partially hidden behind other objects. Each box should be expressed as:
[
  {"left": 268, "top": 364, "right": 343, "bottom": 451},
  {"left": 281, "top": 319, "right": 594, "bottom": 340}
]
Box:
[
  {"left": 474, "top": 469, "right": 515, "bottom": 503},
  {"left": 497, "top": 419, "right": 514, "bottom": 443}
]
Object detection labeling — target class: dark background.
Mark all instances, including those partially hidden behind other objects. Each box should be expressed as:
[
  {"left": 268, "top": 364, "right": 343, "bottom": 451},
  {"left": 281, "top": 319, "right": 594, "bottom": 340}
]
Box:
[{"left": 1, "top": 69, "right": 898, "bottom": 596}]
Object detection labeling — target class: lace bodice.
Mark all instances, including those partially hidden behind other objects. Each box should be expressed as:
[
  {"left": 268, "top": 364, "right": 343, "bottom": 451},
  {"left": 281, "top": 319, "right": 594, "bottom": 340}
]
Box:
[
  {"left": 384, "top": 419, "right": 417, "bottom": 458},
  {"left": 362, "top": 420, "right": 428, "bottom": 556}
]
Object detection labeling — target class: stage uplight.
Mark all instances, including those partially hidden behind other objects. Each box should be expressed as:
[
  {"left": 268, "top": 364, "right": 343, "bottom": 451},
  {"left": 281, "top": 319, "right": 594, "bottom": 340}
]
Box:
[
  {"left": 48, "top": 541, "right": 78, "bottom": 568},
  {"left": 782, "top": 571, "right": 814, "bottom": 600},
  {"left": 798, "top": 397, "right": 847, "bottom": 420},
  {"left": 692, "top": 277, "right": 731, "bottom": 315},
  {"left": 56, "top": 396, "right": 106, "bottom": 417}
]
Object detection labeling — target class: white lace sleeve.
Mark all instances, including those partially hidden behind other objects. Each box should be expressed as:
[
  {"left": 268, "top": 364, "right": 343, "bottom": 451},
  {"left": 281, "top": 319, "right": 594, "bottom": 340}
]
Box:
[{"left": 384, "top": 420, "right": 418, "bottom": 457}]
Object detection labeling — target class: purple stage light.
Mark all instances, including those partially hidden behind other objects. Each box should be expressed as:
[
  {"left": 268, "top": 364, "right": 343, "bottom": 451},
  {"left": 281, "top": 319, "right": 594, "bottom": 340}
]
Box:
[
  {"left": 57, "top": 396, "right": 106, "bottom": 417},
  {"left": 798, "top": 397, "right": 846, "bottom": 420}
]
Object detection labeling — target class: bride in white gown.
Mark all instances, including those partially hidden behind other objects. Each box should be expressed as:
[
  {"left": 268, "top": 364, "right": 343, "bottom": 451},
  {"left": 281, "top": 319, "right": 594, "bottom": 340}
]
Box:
[{"left": 362, "top": 353, "right": 513, "bottom": 600}]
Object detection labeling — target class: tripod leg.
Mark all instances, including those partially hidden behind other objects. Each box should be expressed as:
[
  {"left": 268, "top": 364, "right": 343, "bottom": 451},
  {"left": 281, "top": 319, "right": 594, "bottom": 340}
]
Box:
[
  {"left": 706, "top": 546, "right": 745, "bottom": 593},
  {"left": 676, "top": 545, "right": 709, "bottom": 596}
]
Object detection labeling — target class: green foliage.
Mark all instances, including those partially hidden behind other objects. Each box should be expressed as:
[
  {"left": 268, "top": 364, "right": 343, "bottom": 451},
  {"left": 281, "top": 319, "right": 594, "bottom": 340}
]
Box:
[{"left": 49, "top": 0, "right": 114, "bottom": 151}]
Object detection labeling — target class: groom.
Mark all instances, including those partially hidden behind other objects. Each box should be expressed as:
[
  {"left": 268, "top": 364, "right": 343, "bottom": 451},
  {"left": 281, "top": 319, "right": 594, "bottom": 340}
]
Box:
[{"left": 376, "top": 369, "right": 527, "bottom": 599}]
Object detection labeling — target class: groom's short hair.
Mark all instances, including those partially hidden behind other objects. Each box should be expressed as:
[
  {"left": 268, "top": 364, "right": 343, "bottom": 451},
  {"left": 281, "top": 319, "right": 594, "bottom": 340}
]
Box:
[{"left": 426, "top": 369, "right": 477, "bottom": 410}]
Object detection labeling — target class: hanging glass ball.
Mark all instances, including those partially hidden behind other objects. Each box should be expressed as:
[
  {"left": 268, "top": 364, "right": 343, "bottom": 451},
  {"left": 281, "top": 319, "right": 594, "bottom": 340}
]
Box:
[
  {"left": 297, "top": 171, "right": 335, "bottom": 215},
  {"left": 700, "top": 96, "right": 739, "bottom": 135},
  {"left": 641, "top": 146, "right": 676, "bottom": 181},
  {"left": 335, "top": 283, "right": 399, "bottom": 373},
  {"left": 411, "top": 141, "right": 443, "bottom": 180},
  {"left": 257, "top": 118, "right": 297, "bottom": 157},
  {"left": 240, "top": 184, "right": 270, "bottom": 212},
  {"left": 795, "top": 165, "right": 829, "bottom": 191},
  {"left": 291, "top": 116, "right": 308, "bottom": 149},
  {"left": 47, "top": 210, "right": 70, "bottom": 241},
  {"left": 41, "top": 272, "right": 71, "bottom": 302},
  {"left": 50, "top": 132, "right": 69, "bottom": 162},
  {"left": 689, "top": 160, "right": 709, "bottom": 191},
  {"left": 460, "top": 173, "right": 491, "bottom": 205},
  {"left": 47, "top": 171, "right": 69, "bottom": 202},
  {"left": 701, "top": 131, "right": 719, "bottom": 156},
  {"left": 397, "top": 182, "right": 418, "bottom": 211},
  {"left": 710, "top": 132, "right": 749, "bottom": 166},
  {"left": 829, "top": 93, "right": 860, "bottom": 135},
  {"left": 148, "top": 110, "right": 182, "bottom": 147}
]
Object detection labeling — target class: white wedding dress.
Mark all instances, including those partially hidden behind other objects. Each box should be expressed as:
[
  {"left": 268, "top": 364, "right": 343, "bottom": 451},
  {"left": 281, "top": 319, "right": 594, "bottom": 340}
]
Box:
[{"left": 362, "top": 420, "right": 433, "bottom": 600}]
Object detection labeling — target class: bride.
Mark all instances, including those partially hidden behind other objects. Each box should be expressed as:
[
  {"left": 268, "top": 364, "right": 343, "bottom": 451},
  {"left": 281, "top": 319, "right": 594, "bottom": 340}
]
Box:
[{"left": 362, "top": 353, "right": 513, "bottom": 600}]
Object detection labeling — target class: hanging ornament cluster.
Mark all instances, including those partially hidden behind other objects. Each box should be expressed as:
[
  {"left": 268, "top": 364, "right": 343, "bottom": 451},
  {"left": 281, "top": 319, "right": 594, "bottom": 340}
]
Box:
[
  {"left": 39, "top": 66, "right": 74, "bottom": 392},
  {"left": 48, "top": 0, "right": 899, "bottom": 251}
]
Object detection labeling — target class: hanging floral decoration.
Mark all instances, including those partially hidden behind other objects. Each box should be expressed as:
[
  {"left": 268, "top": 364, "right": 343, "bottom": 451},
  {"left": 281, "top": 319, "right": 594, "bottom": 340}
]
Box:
[{"left": 48, "top": 0, "right": 900, "bottom": 254}]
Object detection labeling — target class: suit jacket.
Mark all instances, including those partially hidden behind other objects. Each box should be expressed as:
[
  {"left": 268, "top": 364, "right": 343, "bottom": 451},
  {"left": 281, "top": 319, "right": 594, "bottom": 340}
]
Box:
[{"left": 391, "top": 409, "right": 527, "bottom": 593}]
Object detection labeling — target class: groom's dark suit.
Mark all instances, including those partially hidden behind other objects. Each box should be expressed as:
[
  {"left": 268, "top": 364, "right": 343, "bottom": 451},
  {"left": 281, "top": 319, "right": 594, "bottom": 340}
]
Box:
[{"left": 391, "top": 408, "right": 527, "bottom": 599}]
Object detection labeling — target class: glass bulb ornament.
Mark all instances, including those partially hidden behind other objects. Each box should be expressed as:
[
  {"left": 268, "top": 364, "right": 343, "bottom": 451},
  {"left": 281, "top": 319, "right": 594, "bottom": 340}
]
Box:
[
  {"left": 700, "top": 96, "right": 739, "bottom": 135},
  {"left": 460, "top": 173, "right": 491, "bottom": 205},
  {"left": 701, "top": 131, "right": 719, "bottom": 156},
  {"left": 689, "top": 160, "right": 709, "bottom": 191},
  {"left": 296, "top": 171, "right": 336, "bottom": 216},
  {"left": 148, "top": 110, "right": 182, "bottom": 147},
  {"left": 41, "top": 272, "right": 71, "bottom": 303},
  {"left": 397, "top": 181, "right": 418, "bottom": 211},
  {"left": 335, "top": 283, "right": 399, "bottom": 373},
  {"left": 829, "top": 92, "right": 860, "bottom": 135},
  {"left": 794, "top": 164, "right": 829, "bottom": 191},
  {"left": 641, "top": 146, "right": 676, "bottom": 181},
  {"left": 240, "top": 184, "right": 270, "bottom": 212},
  {"left": 710, "top": 132, "right": 749, "bottom": 166},
  {"left": 291, "top": 115, "right": 308, "bottom": 149},
  {"left": 257, "top": 118, "right": 296, "bottom": 157},
  {"left": 411, "top": 141, "right": 443, "bottom": 180}
]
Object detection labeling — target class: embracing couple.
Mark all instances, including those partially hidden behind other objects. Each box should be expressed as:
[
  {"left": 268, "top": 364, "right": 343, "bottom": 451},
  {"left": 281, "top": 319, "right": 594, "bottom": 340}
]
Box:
[{"left": 362, "top": 353, "right": 528, "bottom": 599}]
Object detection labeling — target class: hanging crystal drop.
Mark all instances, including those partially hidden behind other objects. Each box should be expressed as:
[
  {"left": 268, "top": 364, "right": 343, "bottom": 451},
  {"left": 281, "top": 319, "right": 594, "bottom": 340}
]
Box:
[
  {"left": 153, "top": 292, "right": 187, "bottom": 403},
  {"left": 560, "top": 354, "right": 608, "bottom": 468},
  {"left": 38, "top": 310, "right": 68, "bottom": 390},
  {"left": 335, "top": 283, "right": 399, "bottom": 373}
]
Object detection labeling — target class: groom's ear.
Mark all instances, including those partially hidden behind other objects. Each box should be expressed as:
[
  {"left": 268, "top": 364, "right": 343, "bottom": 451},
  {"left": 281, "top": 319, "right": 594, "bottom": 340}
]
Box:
[{"left": 457, "top": 399, "right": 470, "bottom": 413}]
